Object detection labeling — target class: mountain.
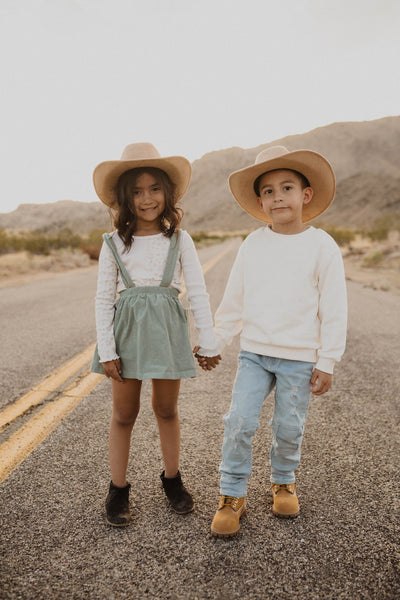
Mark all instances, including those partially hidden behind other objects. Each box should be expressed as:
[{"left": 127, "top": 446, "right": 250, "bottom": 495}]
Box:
[
  {"left": 181, "top": 115, "right": 400, "bottom": 231},
  {"left": 0, "top": 200, "right": 112, "bottom": 235},
  {"left": 1, "top": 116, "right": 399, "bottom": 234}
]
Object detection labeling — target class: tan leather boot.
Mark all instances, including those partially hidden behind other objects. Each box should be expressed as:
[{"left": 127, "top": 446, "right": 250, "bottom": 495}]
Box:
[
  {"left": 271, "top": 483, "right": 299, "bottom": 518},
  {"left": 211, "top": 495, "right": 246, "bottom": 537}
]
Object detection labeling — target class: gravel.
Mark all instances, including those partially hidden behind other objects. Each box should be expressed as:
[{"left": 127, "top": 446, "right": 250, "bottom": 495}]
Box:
[{"left": 0, "top": 247, "right": 399, "bottom": 600}]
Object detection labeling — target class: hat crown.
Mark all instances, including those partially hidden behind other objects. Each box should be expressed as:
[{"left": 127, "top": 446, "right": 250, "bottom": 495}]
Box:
[
  {"left": 255, "top": 145, "right": 289, "bottom": 165},
  {"left": 120, "top": 143, "right": 161, "bottom": 161}
]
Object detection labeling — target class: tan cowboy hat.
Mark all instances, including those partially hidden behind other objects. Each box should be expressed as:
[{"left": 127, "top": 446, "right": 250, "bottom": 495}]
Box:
[
  {"left": 228, "top": 145, "right": 336, "bottom": 223},
  {"left": 93, "top": 143, "right": 192, "bottom": 208}
]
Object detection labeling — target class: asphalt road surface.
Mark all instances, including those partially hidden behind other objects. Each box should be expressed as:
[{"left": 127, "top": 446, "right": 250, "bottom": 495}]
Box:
[{"left": 0, "top": 239, "right": 399, "bottom": 600}]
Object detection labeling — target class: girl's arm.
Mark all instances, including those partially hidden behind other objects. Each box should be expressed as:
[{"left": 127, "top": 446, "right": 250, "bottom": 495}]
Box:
[
  {"left": 179, "top": 231, "right": 219, "bottom": 357},
  {"left": 95, "top": 239, "right": 120, "bottom": 363}
]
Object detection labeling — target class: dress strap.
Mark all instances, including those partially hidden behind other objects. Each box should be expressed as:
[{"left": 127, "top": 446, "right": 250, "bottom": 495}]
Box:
[
  {"left": 160, "top": 231, "right": 181, "bottom": 287},
  {"left": 102, "top": 233, "right": 135, "bottom": 289}
]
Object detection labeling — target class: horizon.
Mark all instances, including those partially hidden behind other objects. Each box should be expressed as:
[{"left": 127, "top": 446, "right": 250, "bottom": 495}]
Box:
[
  {"left": 1, "top": 0, "right": 399, "bottom": 214},
  {"left": 2, "top": 113, "right": 399, "bottom": 215}
]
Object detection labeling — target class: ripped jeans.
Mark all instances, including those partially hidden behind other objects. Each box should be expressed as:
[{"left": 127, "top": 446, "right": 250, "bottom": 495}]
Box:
[{"left": 219, "top": 350, "right": 314, "bottom": 497}]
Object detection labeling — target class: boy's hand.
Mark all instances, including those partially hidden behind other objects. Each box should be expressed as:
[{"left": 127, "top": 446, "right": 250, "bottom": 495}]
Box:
[
  {"left": 311, "top": 369, "right": 332, "bottom": 395},
  {"left": 102, "top": 359, "right": 124, "bottom": 383},
  {"left": 192, "top": 346, "right": 222, "bottom": 371}
]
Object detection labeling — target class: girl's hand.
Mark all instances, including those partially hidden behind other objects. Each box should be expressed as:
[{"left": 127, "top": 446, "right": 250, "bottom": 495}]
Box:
[
  {"left": 102, "top": 359, "right": 124, "bottom": 383},
  {"left": 193, "top": 346, "right": 222, "bottom": 371},
  {"left": 311, "top": 369, "right": 332, "bottom": 395}
]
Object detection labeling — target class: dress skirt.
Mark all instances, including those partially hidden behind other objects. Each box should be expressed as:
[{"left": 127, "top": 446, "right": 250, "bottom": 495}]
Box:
[{"left": 91, "top": 285, "right": 196, "bottom": 380}]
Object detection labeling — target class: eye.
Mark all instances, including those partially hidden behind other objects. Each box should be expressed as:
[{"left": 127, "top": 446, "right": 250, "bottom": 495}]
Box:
[
  {"left": 283, "top": 185, "right": 293, "bottom": 191},
  {"left": 151, "top": 186, "right": 161, "bottom": 192},
  {"left": 133, "top": 190, "right": 140, "bottom": 196},
  {"left": 263, "top": 189, "right": 272, "bottom": 195}
]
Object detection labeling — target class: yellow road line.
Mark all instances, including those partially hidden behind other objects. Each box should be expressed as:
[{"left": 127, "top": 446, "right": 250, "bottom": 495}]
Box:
[
  {"left": 0, "top": 372, "right": 103, "bottom": 484},
  {"left": 0, "top": 343, "right": 96, "bottom": 431},
  {"left": 202, "top": 243, "right": 237, "bottom": 275},
  {"left": 0, "top": 239, "right": 237, "bottom": 484}
]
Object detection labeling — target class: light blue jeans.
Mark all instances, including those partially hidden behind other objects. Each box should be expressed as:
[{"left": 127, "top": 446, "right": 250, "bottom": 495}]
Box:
[{"left": 220, "top": 350, "right": 314, "bottom": 497}]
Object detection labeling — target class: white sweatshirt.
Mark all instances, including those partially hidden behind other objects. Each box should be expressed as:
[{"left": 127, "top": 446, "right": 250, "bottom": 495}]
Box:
[
  {"left": 214, "top": 226, "right": 347, "bottom": 374},
  {"left": 95, "top": 230, "right": 218, "bottom": 362}
]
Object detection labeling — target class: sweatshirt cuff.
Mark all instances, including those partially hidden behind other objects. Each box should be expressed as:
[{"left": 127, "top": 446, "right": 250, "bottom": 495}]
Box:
[
  {"left": 315, "top": 357, "right": 335, "bottom": 374},
  {"left": 196, "top": 347, "right": 220, "bottom": 358}
]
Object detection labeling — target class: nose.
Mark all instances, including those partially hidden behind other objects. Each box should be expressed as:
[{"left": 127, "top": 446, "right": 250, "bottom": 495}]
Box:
[
  {"left": 272, "top": 191, "right": 283, "bottom": 203},
  {"left": 142, "top": 189, "right": 153, "bottom": 203}
]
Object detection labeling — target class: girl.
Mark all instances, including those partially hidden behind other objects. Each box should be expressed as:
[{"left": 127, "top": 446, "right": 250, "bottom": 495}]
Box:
[{"left": 91, "top": 143, "right": 221, "bottom": 527}]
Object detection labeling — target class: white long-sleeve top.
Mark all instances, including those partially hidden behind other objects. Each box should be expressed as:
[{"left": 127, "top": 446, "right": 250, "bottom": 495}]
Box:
[
  {"left": 214, "top": 226, "right": 347, "bottom": 374},
  {"left": 95, "top": 229, "right": 218, "bottom": 362}
]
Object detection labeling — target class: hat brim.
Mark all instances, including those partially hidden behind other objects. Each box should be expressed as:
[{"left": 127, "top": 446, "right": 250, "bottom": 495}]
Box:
[
  {"left": 93, "top": 156, "right": 192, "bottom": 208},
  {"left": 229, "top": 150, "right": 336, "bottom": 223}
]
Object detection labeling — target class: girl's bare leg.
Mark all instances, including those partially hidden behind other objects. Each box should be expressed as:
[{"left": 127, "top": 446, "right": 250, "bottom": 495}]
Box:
[
  {"left": 109, "top": 378, "right": 142, "bottom": 487},
  {"left": 152, "top": 379, "right": 181, "bottom": 478}
]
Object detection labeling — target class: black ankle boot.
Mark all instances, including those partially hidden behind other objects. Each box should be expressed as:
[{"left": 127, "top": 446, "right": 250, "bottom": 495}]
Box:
[
  {"left": 105, "top": 481, "right": 132, "bottom": 527},
  {"left": 160, "top": 470, "right": 194, "bottom": 514}
]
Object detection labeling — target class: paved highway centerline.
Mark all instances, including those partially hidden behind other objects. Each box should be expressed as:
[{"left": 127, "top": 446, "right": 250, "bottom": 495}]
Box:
[
  {"left": 0, "top": 343, "right": 97, "bottom": 431},
  {"left": 0, "top": 240, "right": 238, "bottom": 484},
  {"left": 0, "top": 372, "right": 103, "bottom": 484}
]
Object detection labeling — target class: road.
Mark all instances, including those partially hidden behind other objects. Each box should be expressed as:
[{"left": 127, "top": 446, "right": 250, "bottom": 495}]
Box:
[{"left": 0, "top": 238, "right": 399, "bottom": 600}]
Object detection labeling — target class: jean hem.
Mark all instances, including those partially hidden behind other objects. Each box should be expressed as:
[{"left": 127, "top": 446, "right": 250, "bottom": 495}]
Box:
[
  {"left": 270, "top": 478, "right": 296, "bottom": 485},
  {"left": 220, "top": 488, "right": 247, "bottom": 498}
]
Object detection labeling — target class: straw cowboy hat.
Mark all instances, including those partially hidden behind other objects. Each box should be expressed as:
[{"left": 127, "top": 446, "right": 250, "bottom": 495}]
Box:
[
  {"left": 228, "top": 145, "right": 336, "bottom": 224},
  {"left": 93, "top": 143, "right": 192, "bottom": 208}
]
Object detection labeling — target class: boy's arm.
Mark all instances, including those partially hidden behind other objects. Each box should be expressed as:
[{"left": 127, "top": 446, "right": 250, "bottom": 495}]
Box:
[
  {"left": 213, "top": 243, "right": 245, "bottom": 354},
  {"left": 316, "top": 237, "right": 348, "bottom": 376}
]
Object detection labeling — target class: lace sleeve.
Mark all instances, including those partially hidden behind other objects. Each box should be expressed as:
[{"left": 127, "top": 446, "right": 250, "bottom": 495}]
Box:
[
  {"left": 180, "top": 231, "right": 219, "bottom": 356},
  {"left": 95, "top": 240, "right": 120, "bottom": 362}
]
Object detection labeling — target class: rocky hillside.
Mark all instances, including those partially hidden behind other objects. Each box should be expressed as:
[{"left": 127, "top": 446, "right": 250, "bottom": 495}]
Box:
[
  {"left": 182, "top": 115, "right": 400, "bottom": 231},
  {"left": 0, "top": 200, "right": 111, "bottom": 235},
  {"left": 1, "top": 116, "right": 399, "bottom": 234}
]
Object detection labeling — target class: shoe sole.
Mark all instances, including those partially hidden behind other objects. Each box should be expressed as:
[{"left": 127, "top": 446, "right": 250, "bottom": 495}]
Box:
[
  {"left": 106, "top": 519, "right": 132, "bottom": 527},
  {"left": 171, "top": 505, "right": 195, "bottom": 515},
  {"left": 211, "top": 525, "right": 240, "bottom": 538},
  {"left": 272, "top": 507, "right": 300, "bottom": 518}
]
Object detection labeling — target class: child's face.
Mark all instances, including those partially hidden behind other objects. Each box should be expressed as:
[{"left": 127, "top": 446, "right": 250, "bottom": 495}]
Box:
[
  {"left": 256, "top": 169, "right": 313, "bottom": 234},
  {"left": 132, "top": 172, "right": 165, "bottom": 225}
]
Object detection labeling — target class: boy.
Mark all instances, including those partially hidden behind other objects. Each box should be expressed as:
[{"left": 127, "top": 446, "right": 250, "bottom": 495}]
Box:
[{"left": 198, "top": 145, "right": 347, "bottom": 537}]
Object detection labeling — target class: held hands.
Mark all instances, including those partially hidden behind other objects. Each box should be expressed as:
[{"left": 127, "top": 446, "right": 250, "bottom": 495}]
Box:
[
  {"left": 192, "top": 346, "right": 222, "bottom": 371},
  {"left": 102, "top": 358, "right": 124, "bottom": 383},
  {"left": 311, "top": 368, "right": 332, "bottom": 395}
]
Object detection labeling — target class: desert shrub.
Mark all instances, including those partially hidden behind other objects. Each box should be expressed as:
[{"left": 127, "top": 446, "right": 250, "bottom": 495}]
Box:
[
  {"left": 323, "top": 227, "right": 355, "bottom": 246},
  {"left": 79, "top": 228, "right": 106, "bottom": 260},
  {"left": 362, "top": 251, "right": 384, "bottom": 268},
  {"left": 366, "top": 214, "right": 400, "bottom": 241},
  {"left": 52, "top": 228, "right": 82, "bottom": 249},
  {"left": 0, "top": 229, "right": 25, "bottom": 253},
  {"left": 80, "top": 244, "right": 101, "bottom": 260},
  {"left": 14, "top": 229, "right": 83, "bottom": 255},
  {"left": 23, "top": 232, "right": 53, "bottom": 255},
  {"left": 85, "top": 228, "right": 106, "bottom": 246},
  {"left": 190, "top": 231, "right": 231, "bottom": 247}
]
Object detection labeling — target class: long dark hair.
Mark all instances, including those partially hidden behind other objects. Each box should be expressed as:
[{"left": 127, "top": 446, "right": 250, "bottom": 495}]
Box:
[{"left": 112, "top": 167, "right": 183, "bottom": 250}]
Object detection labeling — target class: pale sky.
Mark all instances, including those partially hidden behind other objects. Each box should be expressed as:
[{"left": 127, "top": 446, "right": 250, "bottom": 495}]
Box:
[{"left": 1, "top": 0, "right": 399, "bottom": 213}]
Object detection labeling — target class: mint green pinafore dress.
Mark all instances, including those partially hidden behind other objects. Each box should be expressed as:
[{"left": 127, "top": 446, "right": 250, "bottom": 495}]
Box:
[{"left": 91, "top": 231, "right": 196, "bottom": 380}]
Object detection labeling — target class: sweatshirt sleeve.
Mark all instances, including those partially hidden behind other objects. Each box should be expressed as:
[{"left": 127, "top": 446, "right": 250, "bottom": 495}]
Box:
[
  {"left": 95, "top": 240, "right": 120, "bottom": 363},
  {"left": 316, "top": 236, "right": 348, "bottom": 374},
  {"left": 213, "top": 242, "right": 245, "bottom": 354},
  {"left": 180, "top": 231, "right": 219, "bottom": 356}
]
